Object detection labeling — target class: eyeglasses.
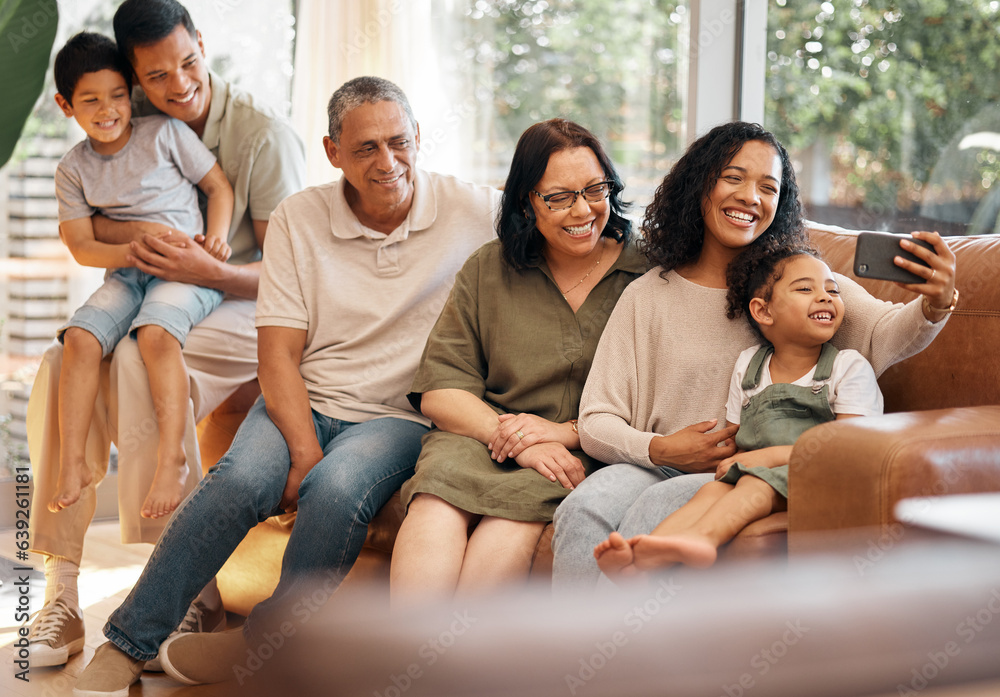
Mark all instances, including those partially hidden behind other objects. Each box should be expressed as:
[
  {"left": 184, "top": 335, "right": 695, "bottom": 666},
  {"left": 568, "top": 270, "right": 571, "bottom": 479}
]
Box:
[{"left": 531, "top": 181, "right": 614, "bottom": 211}]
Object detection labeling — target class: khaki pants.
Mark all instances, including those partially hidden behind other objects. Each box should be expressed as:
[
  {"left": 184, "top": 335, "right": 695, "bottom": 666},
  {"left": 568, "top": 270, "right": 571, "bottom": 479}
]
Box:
[{"left": 27, "top": 298, "right": 259, "bottom": 565}]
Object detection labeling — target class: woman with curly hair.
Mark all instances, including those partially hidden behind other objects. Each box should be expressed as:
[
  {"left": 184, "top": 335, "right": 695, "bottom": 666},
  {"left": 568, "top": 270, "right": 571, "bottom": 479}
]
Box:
[
  {"left": 551, "top": 121, "right": 958, "bottom": 591},
  {"left": 390, "top": 119, "right": 647, "bottom": 602}
]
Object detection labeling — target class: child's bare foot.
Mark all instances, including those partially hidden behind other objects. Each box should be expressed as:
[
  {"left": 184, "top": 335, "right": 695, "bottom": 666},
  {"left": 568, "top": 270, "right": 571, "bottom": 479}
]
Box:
[
  {"left": 628, "top": 532, "right": 719, "bottom": 571},
  {"left": 594, "top": 532, "right": 639, "bottom": 579},
  {"left": 141, "top": 456, "right": 189, "bottom": 519},
  {"left": 48, "top": 462, "right": 92, "bottom": 512}
]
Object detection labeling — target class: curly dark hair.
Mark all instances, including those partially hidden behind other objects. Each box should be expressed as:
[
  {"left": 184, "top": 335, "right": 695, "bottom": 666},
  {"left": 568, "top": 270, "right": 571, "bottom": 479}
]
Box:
[
  {"left": 642, "top": 121, "right": 806, "bottom": 277},
  {"left": 497, "top": 119, "right": 632, "bottom": 270},
  {"left": 726, "top": 243, "right": 823, "bottom": 340}
]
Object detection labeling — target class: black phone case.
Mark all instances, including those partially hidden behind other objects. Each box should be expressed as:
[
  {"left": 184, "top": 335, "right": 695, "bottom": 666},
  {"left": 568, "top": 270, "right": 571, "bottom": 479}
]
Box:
[{"left": 853, "top": 232, "right": 935, "bottom": 284}]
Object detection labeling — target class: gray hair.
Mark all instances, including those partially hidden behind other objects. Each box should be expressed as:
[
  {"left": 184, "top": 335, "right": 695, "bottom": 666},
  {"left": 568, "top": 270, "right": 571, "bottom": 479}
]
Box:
[{"left": 326, "top": 76, "right": 417, "bottom": 144}]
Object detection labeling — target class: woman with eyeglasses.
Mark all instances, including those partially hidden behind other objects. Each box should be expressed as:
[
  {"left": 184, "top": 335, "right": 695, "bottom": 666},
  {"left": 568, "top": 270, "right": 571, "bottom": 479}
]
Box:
[{"left": 390, "top": 118, "right": 647, "bottom": 602}]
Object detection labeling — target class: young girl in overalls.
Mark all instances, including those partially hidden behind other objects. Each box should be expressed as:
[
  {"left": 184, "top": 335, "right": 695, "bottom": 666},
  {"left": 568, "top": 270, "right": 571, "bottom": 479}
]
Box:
[{"left": 594, "top": 247, "right": 884, "bottom": 577}]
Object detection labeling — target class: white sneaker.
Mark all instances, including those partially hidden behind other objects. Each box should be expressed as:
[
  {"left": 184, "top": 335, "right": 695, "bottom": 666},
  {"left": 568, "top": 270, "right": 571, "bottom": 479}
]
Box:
[
  {"left": 28, "top": 599, "right": 86, "bottom": 667},
  {"left": 145, "top": 598, "right": 227, "bottom": 672}
]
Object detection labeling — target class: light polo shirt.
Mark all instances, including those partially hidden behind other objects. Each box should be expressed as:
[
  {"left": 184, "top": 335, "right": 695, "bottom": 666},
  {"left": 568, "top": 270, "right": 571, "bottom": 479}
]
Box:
[
  {"left": 257, "top": 169, "right": 501, "bottom": 425},
  {"left": 134, "top": 71, "right": 305, "bottom": 265}
]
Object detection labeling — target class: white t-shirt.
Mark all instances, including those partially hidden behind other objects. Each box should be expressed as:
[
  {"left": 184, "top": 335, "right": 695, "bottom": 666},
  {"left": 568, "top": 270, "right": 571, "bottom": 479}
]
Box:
[{"left": 726, "top": 344, "right": 884, "bottom": 425}]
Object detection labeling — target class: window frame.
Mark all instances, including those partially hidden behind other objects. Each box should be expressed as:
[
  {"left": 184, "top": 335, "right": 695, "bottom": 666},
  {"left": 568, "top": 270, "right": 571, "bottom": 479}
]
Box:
[{"left": 687, "top": 0, "right": 769, "bottom": 139}]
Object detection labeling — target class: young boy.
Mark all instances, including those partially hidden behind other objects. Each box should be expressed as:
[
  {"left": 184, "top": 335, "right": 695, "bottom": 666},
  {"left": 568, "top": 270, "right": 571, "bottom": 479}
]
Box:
[{"left": 49, "top": 31, "right": 233, "bottom": 523}]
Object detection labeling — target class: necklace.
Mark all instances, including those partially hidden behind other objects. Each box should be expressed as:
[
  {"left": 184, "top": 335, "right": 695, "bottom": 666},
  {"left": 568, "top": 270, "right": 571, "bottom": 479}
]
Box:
[{"left": 559, "top": 238, "right": 607, "bottom": 297}]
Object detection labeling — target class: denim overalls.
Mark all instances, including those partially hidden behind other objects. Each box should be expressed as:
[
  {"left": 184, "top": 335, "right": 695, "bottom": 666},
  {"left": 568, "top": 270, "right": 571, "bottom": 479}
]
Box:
[{"left": 717, "top": 343, "right": 839, "bottom": 497}]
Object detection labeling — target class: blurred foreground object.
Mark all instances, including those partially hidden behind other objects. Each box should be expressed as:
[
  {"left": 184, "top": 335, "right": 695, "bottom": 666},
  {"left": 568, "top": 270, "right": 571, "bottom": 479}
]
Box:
[
  {"left": 896, "top": 493, "right": 1000, "bottom": 545},
  {"left": 246, "top": 538, "right": 1000, "bottom": 697}
]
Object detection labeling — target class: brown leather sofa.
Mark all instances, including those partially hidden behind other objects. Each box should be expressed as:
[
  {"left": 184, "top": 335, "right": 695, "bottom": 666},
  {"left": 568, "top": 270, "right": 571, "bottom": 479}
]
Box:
[{"left": 198, "top": 223, "right": 1000, "bottom": 615}]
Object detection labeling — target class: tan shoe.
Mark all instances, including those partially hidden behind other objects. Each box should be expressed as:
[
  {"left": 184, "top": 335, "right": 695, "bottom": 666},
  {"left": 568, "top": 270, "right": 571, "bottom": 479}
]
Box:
[
  {"left": 73, "top": 642, "right": 144, "bottom": 697},
  {"left": 27, "top": 599, "right": 85, "bottom": 667},
  {"left": 145, "top": 597, "right": 227, "bottom": 672},
  {"left": 160, "top": 626, "right": 247, "bottom": 686}
]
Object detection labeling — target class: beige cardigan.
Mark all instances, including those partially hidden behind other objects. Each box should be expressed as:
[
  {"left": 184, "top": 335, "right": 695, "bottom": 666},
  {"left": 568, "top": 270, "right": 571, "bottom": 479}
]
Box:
[{"left": 578, "top": 268, "right": 945, "bottom": 468}]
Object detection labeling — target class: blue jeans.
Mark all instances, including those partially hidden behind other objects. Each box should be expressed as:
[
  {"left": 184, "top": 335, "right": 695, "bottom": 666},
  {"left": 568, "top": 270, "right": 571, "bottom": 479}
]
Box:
[
  {"left": 59, "top": 267, "right": 223, "bottom": 355},
  {"left": 104, "top": 396, "right": 427, "bottom": 659},
  {"left": 551, "top": 464, "right": 714, "bottom": 593}
]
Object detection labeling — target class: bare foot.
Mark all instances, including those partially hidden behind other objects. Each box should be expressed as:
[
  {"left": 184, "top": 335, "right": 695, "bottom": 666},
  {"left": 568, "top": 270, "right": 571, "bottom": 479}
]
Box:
[
  {"left": 141, "top": 457, "right": 189, "bottom": 519},
  {"left": 48, "top": 462, "right": 92, "bottom": 512},
  {"left": 628, "top": 532, "right": 719, "bottom": 571},
  {"left": 594, "top": 532, "right": 639, "bottom": 579}
]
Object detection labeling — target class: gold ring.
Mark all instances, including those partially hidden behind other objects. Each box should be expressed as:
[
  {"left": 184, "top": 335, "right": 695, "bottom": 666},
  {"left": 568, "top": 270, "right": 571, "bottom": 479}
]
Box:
[
  {"left": 929, "top": 269, "right": 937, "bottom": 282},
  {"left": 516, "top": 430, "right": 524, "bottom": 440}
]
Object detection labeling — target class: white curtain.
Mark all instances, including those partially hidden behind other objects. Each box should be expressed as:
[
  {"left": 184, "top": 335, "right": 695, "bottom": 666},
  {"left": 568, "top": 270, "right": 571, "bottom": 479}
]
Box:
[{"left": 291, "top": 0, "right": 491, "bottom": 188}]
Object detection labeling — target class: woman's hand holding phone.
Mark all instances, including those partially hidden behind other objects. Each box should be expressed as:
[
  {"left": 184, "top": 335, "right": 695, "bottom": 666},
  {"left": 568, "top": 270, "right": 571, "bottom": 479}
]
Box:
[{"left": 853, "top": 230, "right": 957, "bottom": 321}]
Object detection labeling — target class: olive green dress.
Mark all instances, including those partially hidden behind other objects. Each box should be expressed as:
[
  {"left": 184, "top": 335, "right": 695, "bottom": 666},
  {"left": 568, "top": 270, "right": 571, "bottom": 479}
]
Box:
[{"left": 401, "top": 238, "right": 647, "bottom": 522}]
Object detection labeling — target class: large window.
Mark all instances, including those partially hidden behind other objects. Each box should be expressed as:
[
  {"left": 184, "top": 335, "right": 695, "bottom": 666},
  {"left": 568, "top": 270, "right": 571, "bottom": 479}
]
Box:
[
  {"left": 442, "top": 0, "right": 689, "bottom": 207},
  {"left": 291, "top": 0, "right": 689, "bottom": 212},
  {"left": 765, "top": 0, "right": 1000, "bottom": 235}
]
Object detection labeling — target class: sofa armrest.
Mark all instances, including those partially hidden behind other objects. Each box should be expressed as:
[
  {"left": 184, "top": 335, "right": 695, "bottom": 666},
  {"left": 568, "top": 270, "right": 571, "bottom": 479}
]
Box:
[{"left": 788, "top": 406, "right": 1000, "bottom": 554}]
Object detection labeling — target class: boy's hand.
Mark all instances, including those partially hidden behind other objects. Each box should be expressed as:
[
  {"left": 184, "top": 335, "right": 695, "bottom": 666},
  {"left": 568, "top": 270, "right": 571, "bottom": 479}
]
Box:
[
  {"left": 152, "top": 229, "right": 188, "bottom": 246},
  {"left": 129, "top": 231, "right": 224, "bottom": 286},
  {"left": 200, "top": 234, "right": 232, "bottom": 262}
]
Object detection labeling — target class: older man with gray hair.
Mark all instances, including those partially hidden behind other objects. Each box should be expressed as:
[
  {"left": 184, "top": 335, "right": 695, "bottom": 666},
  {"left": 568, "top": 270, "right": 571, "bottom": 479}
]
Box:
[{"left": 73, "top": 76, "right": 499, "bottom": 696}]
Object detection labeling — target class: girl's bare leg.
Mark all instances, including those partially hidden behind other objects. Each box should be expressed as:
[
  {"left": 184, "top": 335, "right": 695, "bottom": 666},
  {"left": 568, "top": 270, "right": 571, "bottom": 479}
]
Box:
[
  {"left": 50, "top": 328, "right": 102, "bottom": 512},
  {"left": 136, "top": 325, "right": 190, "bottom": 519},
  {"left": 594, "top": 480, "right": 734, "bottom": 579},
  {"left": 629, "top": 476, "right": 782, "bottom": 570},
  {"left": 390, "top": 494, "right": 474, "bottom": 607},
  {"left": 646, "top": 480, "right": 737, "bottom": 536},
  {"left": 455, "top": 516, "right": 546, "bottom": 596}
]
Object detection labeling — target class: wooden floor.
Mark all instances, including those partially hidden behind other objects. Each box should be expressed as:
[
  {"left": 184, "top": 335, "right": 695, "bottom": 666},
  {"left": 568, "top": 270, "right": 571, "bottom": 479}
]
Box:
[{"left": 0, "top": 521, "right": 239, "bottom": 697}]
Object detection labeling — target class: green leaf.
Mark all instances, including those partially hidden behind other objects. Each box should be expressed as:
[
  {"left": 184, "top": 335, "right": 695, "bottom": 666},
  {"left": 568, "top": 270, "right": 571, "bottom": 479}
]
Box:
[{"left": 0, "top": 0, "right": 59, "bottom": 168}]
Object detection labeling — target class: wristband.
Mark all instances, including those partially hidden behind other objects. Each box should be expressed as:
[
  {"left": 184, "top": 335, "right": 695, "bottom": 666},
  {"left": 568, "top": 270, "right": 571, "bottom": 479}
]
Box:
[{"left": 923, "top": 288, "right": 959, "bottom": 315}]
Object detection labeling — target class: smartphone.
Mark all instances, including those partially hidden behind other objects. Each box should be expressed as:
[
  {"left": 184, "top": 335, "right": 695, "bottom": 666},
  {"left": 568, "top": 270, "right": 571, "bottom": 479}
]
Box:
[{"left": 853, "top": 231, "right": 935, "bottom": 284}]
